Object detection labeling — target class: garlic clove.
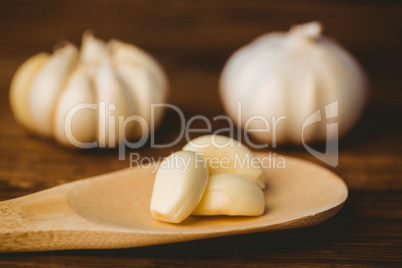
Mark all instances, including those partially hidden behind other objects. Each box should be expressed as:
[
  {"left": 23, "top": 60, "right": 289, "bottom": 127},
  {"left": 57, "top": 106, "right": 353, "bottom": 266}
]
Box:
[
  {"left": 93, "top": 63, "right": 132, "bottom": 147},
  {"left": 183, "top": 135, "right": 266, "bottom": 188},
  {"left": 53, "top": 67, "right": 96, "bottom": 147},
  {"left": 9, "top": 52, "right": 49, "bottom": 131},
  {"left": 108, "top": 39, "right": 169, "bottom": 137},
  {"left": 80, "top": 31, "right": 109, "bottom": 75},
  {"left": 108, "top": 39, "right": 169, "bottom": 109},
  {"left": 150, "top": 151, "right": 209, "bottom": 224},
  {"left": 28, "top": 44, "right": 79, "bottom": 136},
  {"left": 313, "top": 39, "right": 369, "bottom": 139},
  {"left": 114, "top": 62, "right": 152, "bottom": 139},
  {"left": 192, "top": 174, "right": 265, "bottom": 216}
]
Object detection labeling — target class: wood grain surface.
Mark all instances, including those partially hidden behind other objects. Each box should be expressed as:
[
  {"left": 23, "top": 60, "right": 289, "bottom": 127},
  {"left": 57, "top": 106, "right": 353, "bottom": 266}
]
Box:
[{"left": 0, "top": 0, "right": 401, "bottom": 267}]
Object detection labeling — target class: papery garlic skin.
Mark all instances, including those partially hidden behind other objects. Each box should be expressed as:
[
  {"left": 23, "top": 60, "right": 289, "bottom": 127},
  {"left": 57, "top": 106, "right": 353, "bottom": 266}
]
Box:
[
  {"left": 150, "top": 151, "right": 209, "bottom": 224},
  {"left": 192, "top": 174, "right": 265, "bottom": 216},
  {"left": 183, "top": 135, "right": 266, "bottom": 188},
  {"left": 9, "top": 33, "right": 169, "bottom": 147},
  {"left": 220, "top": 22, "right": 369, "bottom": 145}
]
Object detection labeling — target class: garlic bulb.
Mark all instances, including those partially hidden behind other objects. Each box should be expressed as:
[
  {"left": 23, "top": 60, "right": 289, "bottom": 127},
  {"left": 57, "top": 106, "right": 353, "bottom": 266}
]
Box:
[
  {"left": 9, "top": 32, "right": 169, "bottom": 147},
  {"left": 220, "top": 22, "right": 369, "bottom": 145}
]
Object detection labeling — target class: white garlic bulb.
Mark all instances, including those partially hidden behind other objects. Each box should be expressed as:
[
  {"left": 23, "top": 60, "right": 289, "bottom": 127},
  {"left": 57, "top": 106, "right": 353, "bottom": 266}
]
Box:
[
  {"left": 9, "top": 32, "right": 169, "bottom": 148},
  {"left": 220, "top": 22, "right": 369, "bottom": 145}
]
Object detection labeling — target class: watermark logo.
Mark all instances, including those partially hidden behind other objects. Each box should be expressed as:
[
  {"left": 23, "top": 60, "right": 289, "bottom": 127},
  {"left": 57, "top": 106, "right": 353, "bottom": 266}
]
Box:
[
  {"left": 129, "top": 152, "right": 286, "bottom": 173},
  {"left": 62, "top": 101, "right": 339, "bottom": 167},
  {"left": 302, "top": 101, "right": 338, "bottom": 167}
]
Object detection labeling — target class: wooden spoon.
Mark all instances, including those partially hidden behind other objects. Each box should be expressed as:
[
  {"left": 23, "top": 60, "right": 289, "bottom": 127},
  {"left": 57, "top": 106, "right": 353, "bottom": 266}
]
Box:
[{"left": 0, "top": 153, "right": 347, "bottom": 252}]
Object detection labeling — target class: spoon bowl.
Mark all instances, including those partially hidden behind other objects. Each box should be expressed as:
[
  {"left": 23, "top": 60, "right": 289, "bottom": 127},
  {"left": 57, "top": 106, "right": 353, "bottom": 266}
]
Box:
[{"left": 0, "top": 153, "right": 347, "bottom": 252}]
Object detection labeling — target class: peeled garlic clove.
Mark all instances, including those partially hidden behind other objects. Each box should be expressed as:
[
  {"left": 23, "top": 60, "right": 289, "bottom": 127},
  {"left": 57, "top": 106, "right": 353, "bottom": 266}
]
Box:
[
  {"left": 183, "top": 135, "right": 266, "bottom": 188},
  {"left": 93, "top": 63, "right": 133, "bottom": 147},
  {"left": 28, "top": 44, "right": 78, "bottom": 136},
  {"left": 9, "top": 53, "right": 49, "bottom": 131},
  {"left": 53, "top": 67, "right": 96, "bottom": 147},
  {"left": 150, "top": 151, "right": 209, "bottom": 224},
  {"left": 192, "top": 174, "right": 265, "bottom": 216}
]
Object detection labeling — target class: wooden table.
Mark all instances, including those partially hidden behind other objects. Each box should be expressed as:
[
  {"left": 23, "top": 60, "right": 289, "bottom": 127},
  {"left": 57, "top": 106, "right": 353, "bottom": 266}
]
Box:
[{"left": 0, "top": 0, "right": 401, "bottom": 266}]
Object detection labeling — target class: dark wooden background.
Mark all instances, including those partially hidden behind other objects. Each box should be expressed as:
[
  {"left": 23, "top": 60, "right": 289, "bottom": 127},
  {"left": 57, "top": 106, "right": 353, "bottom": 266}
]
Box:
[{"left": 0, "top": 0, "right": 401, "bottom": 266}]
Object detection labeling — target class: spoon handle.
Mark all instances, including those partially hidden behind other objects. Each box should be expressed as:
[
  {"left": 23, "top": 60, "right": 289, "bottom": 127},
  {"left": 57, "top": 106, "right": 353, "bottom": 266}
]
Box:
[{"left": 0, "top": 182, "right": 92, "bottom": 252}]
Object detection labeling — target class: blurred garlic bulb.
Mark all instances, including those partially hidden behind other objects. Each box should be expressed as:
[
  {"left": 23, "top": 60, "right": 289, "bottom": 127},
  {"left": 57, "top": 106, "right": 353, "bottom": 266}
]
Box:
[
  {"left": 9, "top": 32, "right": 169, "bottom": 148},
  {"left": 220, "top": 22, "right": 369, "bottom": 145}
]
